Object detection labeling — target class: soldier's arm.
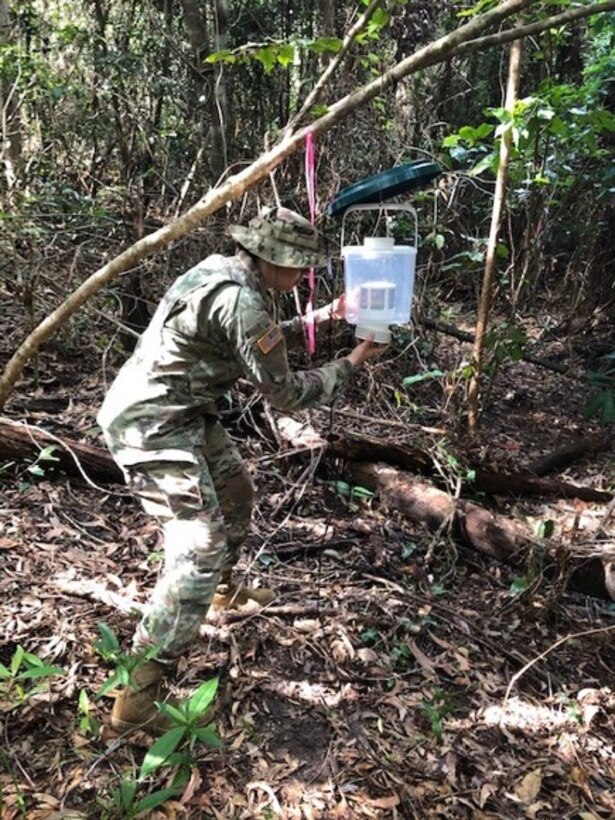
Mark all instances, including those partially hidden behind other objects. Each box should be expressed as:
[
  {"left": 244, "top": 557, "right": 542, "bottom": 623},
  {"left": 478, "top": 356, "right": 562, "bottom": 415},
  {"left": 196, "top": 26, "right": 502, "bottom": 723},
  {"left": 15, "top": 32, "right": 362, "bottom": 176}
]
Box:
[
  {"left": 218, "top": 287, "right": 354, "bottom": 411},
  {"left": 280, "top": 297, "right": 343, "bottom": 350}
]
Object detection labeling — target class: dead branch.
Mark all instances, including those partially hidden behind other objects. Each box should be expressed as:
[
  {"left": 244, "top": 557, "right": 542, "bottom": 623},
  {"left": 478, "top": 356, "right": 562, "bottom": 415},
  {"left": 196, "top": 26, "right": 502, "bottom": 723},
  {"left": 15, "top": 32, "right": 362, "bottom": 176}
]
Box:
[
  {"left": 0, "top": 417, "right": 123, "bottom": 485},
  {"left": 526, "top": 434, "right": 612, "bottom": 476},
  {"left": 419, "top": 317, "right": 570, "bottom": 375}
]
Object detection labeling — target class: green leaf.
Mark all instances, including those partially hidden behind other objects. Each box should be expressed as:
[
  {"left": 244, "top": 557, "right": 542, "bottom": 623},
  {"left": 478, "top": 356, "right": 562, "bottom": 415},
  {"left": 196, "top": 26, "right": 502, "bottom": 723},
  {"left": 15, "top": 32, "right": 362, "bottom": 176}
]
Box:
[
  {"left": 204, "top": 48, "right": 235, "bottom": 64},
  {"left": 330, "top": 480, "right": 351, "bottom": 497},
  {"left": 350, "top": 486, "right": 374, "bottom": 500},
  {"left": 139, "top": 726, "right": 186, "bottom": 780},
  {"left": 535, "top": 520, "right": 555, "bottom": 538},
  {"left": 509, "top": 576, "right": 529, "bottom": 594},
  {"left": 186, "top": 678, "right": 218, "bottom": 720},
  {"left": 18, "top": 665, "right": 63, "bottom": 681},
  {"left": 134, "top": 787, "right": 182, "bottom": 814},
  {"left": 96, "top": 622, "right": 121, "bottom": 655},
  {"left": 469, "top": 153, "right": 496, "bottom": 177},
  {"left": 402, "top": 542, "right": 417, "bottom": 559},
  {"left": 11, "top": 647, "right": 25, "bottom": 676},
  {"left": 78, "top": 689, "right": 90, "bottom": 714},
  {"left": 38, "top": 445, "right": 59, "bottom": 461},
  {"left": 310, "top": 104, "right": 329, "bottom": 118},
  {"left": 27, "top": 465, "right": 45, "bottom": 477},
  {"left": 156, "top": 701, "right": 188, "bottom": 726},
  {"left": 457, "top": 0, "right": 497, "bottom": 18},
  {"left": 255, "top": 46, "right": 277, "bottom": 73},
  {"left": 457, "top": 125, "right": 478, "bottom": 145},
  {"left": 0, "top": 662, "right": 11, "bottom": 680},
  {"left": 118, "top": 777, "right": 138, "bottom": 809},
  {"left": 193, "top": 726, "right": 223, "bottom": 748},
  {"left": 402, "top": 369, "right": 444, "bottom": 387},
  {"left": 276, "top": 44, "right": 294, "bottom": 67},
  {"left": 309, "top": 36, "right": 343, "bottom": 55},
  {"left": 96, "top": 671, "right": 122, "bottom": 699}
]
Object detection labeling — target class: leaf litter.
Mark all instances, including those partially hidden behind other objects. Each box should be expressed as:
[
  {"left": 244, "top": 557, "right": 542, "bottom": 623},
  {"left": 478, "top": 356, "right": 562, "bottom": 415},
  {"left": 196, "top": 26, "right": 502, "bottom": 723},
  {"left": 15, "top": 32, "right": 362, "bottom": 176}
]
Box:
[{"left": 0, "top": 317, "right": 614, "bottom": 818}]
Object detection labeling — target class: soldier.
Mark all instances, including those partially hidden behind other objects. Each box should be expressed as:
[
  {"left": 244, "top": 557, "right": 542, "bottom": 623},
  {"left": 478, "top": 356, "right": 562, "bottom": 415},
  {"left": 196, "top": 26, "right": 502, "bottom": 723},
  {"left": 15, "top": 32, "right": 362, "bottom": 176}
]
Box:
[{"left": 98, "top": 206, "right": 385, "bottom": 734}]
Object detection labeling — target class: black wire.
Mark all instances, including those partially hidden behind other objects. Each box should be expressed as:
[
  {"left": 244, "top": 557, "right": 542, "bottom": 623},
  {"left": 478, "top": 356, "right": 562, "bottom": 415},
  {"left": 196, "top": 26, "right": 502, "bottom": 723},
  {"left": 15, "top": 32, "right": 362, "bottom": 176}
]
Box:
[{"left": 315, "top": 251, "right": 345, "bottom": 623}]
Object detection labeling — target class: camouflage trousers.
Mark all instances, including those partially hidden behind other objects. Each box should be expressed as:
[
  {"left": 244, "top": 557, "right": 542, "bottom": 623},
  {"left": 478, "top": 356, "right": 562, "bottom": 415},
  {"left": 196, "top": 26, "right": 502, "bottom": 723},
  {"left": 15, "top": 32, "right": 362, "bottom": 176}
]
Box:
[{"left": 119, "top": 418, "right": 254, "bottom": 660}]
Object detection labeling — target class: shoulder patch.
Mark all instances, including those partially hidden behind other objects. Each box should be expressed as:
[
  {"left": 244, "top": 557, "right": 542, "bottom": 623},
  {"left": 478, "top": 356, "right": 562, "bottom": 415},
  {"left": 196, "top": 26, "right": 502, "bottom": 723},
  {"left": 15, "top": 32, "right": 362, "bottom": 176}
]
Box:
[{"left": 257, "top": 323, "right": 284, "bottom": 355}]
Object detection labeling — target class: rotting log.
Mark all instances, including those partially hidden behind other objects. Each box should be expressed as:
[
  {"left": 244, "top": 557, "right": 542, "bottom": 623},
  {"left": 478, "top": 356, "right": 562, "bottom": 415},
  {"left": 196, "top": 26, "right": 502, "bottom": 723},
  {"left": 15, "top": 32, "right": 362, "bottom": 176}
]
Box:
[
  {"left": 348, "top": 461, "right": 529, "bottom": 565},
  {"left": 473, "top": 470, "right": 612, "bottom": 503},
  {"left": 327, "top": 429, "right": 612, "bottom": 504},
  {"left": 345, "top": 461, "right": 612, "bottom": 600},
  {"left": 0, "top": 418, "right": 123, "bottom": 484},
  {"left": 525, "top": 433, "right": 611, "bottom": 477},
  {"left": 3, "top": 415, "right": 612, "bottom": 599}
]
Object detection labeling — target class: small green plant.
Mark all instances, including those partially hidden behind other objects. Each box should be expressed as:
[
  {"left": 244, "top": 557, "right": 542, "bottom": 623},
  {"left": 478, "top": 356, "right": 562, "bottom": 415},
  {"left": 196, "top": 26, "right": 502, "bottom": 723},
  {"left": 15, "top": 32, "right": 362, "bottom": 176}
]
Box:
[
  {"left": 360, "top": 627, "right": 381, "bottom": 646},
  {"left": 555, "top": 692, "right": 583, "bottom": 725},
  {"left": 390, "top": 643, "right": 413, "bottom": 669},
  {"left": 94, "top": 622, "right": 159, "bottom": 698},
  {"left": 419, "top": 688, "right": 454, "bottom": 738},
  {"left": 584, "top": 353, "right": 615, "bottom": 424},
  {"left": 101, "top": 775, "right": 181, "bottom": 820},
  {"left": 328, "top": 480, "right": 374, "bottom": 512},
  {"left": 140, "top": 678, "right": 222, "bottom": 780},
  {"left": 25, "top": 445, "right": 60, "bottom": 478},
  {"left": 0, "top": 646, "right": 64, "bottom": 711},
  {"left": 77, "top": 688, "right": 101, "bottom": 738}
]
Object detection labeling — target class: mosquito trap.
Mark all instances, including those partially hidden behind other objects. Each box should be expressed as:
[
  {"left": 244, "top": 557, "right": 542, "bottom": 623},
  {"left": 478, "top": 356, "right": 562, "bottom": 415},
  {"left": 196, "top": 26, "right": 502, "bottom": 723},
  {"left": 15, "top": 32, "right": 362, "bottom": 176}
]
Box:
[{"left": 327, "top": 161, "right": 441, "bottom": 344}]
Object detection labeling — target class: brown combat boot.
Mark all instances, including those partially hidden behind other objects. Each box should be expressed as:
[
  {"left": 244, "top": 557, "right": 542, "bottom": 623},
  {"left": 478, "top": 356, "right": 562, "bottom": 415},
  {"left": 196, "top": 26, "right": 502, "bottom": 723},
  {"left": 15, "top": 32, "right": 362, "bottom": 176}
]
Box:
[
  {"left": 111, "top": 660, "right": 174, "bottom": 736},
  {"left": 211, "top": 574, "right": 276, "bottom": 612}
]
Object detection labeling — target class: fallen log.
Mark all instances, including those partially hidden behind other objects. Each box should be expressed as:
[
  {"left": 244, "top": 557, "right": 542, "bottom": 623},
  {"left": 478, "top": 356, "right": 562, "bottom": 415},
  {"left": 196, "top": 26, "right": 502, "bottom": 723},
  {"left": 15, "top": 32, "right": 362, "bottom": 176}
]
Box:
[
  {"left": 327, "top": 429, "right": 612, "bottom": 504},
  {"left": 345, "top": 461, "right": 612, "bottom": 600},
  {"left": 473, "top": 469, "right": 612, "bottom": 504},
  {"left": 418, "top": 316, "right": 570, "bottom": 375},
  {"left": 525, "top": 433, "right": 611, "bottom": 477},
  {"left": 348, "top": 461, "right": 529, "bottom": 565},
  {"left": 0, "top": 417, "right": 123, "bottom": 485}
]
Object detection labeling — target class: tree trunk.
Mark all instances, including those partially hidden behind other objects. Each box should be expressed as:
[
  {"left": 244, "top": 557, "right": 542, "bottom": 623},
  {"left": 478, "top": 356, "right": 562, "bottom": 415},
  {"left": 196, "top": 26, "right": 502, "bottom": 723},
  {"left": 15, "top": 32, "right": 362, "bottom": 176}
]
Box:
[
  {"left": 179, "top": 0, "right": 228, "bottom": 183},
  {"left": 211, "top": 0, "right": 230, "bottom": 181},
  {"left": 0, "top": 0, "right": 21, "bottom": 198},
  {"left": 467, "top": 39, "right": 522, "bottom": 435},
  {"left": 3, "top": 0, "right": 615, "bottom": 408}
]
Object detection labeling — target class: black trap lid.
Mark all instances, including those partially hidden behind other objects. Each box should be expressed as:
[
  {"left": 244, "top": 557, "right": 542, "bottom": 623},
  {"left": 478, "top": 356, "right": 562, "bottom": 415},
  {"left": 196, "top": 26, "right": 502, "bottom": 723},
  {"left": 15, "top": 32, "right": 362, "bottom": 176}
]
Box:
[{"left": 326, "top": 160, "right": 441, "bottom": 217}]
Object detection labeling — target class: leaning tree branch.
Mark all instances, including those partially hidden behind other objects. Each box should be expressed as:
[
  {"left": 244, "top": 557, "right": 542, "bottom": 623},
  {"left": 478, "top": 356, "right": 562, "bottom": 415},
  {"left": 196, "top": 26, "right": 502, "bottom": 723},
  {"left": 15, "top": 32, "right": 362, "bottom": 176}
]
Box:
[
  {"left": 448, "top": 0, "right": 615, "bottom": 60},
  {"left": 5, "top": 0, "right": 615, "bottom": 408}
]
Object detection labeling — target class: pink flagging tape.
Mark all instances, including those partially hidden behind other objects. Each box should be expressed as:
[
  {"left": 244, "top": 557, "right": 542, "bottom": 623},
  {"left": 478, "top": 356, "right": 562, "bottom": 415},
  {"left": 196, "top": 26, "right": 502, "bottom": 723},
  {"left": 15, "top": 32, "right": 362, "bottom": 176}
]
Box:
[{"left": 305, "top": 129, "right": 316, "bottom": 355}]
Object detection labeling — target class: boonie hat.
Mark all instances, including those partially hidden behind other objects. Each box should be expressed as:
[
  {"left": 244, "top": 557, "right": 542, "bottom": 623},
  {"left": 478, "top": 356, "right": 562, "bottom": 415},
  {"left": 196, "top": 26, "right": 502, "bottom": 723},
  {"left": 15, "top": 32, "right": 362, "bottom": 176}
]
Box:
[{"left": 230, "top": 206, "right": 326, "bottom": 269}]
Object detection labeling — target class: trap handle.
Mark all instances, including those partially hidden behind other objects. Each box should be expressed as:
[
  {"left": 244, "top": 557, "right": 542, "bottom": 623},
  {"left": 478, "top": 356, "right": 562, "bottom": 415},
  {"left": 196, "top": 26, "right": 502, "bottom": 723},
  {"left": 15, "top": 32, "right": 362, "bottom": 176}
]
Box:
[{"left": 340, "top": 203, "right": 418, "bottom": 250}]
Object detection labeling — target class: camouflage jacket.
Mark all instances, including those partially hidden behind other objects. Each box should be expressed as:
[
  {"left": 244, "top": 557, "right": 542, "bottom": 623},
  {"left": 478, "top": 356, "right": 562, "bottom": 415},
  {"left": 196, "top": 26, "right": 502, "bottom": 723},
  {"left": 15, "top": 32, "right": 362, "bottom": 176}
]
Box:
[{"left": 98, "top": 252, "right": 353, "bottom": 465}]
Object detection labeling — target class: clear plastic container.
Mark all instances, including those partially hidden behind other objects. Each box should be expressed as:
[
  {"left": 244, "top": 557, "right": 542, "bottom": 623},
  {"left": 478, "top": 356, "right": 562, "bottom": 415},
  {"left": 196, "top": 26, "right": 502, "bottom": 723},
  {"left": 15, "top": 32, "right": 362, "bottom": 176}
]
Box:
[{"left": 342, "top": 236, "right": 416, "bottom": 343}]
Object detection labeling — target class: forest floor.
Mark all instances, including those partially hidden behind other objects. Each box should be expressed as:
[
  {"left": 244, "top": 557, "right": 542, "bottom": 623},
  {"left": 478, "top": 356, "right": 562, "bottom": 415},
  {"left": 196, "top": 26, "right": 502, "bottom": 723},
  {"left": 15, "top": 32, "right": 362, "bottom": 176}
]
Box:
[{"left": 1, "top": 307, "right": 614, "bottom": 819}]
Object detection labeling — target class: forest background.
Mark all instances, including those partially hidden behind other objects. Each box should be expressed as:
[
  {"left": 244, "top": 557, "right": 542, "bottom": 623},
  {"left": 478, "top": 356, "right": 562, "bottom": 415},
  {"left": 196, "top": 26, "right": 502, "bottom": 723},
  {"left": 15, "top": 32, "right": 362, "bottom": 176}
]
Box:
[{"left": 1, "top": 0, "right": 615, "bottom": 818}]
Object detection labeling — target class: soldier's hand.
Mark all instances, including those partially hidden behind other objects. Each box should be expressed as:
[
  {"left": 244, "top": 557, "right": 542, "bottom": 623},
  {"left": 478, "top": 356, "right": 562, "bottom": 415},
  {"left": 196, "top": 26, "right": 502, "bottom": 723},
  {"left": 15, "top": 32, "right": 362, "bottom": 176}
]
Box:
[
  {"left": 317, "top": 294, "right": 345, "bottom": 322},
  {"left": 345, "top": 334, "right": 389, "bottom": 367}
]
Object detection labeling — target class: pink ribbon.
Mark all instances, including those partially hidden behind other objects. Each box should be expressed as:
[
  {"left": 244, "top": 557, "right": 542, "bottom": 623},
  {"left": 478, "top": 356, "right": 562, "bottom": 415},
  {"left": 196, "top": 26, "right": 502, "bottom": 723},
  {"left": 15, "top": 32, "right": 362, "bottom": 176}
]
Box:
[{"left": 305, "top": 129, "right": 316, "bottom": 355}]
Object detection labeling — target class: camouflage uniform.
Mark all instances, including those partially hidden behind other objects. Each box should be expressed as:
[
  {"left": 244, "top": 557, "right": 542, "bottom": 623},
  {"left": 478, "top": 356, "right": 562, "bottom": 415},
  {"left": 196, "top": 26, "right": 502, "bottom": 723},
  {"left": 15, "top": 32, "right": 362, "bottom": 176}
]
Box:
[{"left": 98, "top": 209, "right": 353, "bottom": 659}]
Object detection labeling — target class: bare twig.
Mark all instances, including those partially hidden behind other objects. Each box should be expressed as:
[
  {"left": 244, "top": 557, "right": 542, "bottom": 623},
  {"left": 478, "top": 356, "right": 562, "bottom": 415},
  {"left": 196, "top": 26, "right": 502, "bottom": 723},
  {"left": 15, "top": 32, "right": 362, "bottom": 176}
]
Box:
[{"left": 504, "top": 624, "right": 615, "bottom": 705}]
